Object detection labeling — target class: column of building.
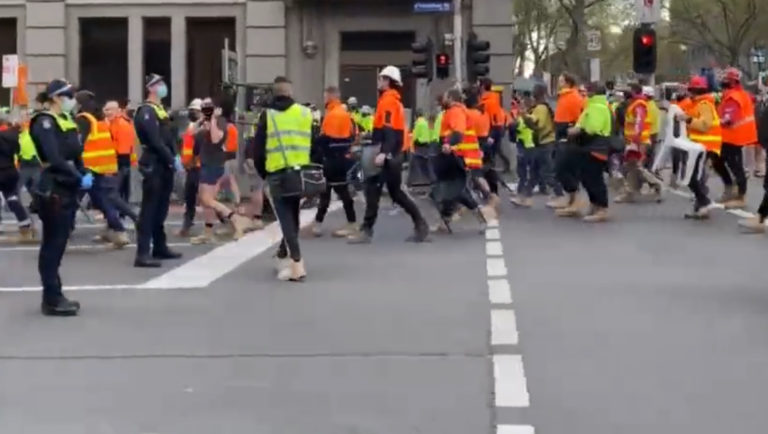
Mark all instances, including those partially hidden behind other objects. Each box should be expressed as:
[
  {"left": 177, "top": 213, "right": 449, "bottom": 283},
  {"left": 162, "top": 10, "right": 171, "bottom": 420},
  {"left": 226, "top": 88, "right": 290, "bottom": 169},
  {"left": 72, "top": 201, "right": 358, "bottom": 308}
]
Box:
[
  {"left": 245, "top": 0, "right": 287, "bottom": 85},
  {"left": 25, "top": 0, "right": 67, "bottom": 93}
]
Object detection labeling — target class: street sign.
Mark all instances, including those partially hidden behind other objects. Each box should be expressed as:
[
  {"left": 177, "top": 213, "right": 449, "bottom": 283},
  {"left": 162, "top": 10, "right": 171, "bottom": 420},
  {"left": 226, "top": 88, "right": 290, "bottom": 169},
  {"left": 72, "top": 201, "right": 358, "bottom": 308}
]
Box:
[
  {"left": 2, "top": 54, "right": 18, "bottom": 88},
  {"left": 586, "top": 30, "right": 601, "bottom": 52},
  {"left": 636, "top": 0, "right": 661, "bottom": 24},
  {"left": 413, "top": 2, "right": 452, "bottom": 13},
  {"left": 590, "top": 58, "right": 601, "bottom": 83}
]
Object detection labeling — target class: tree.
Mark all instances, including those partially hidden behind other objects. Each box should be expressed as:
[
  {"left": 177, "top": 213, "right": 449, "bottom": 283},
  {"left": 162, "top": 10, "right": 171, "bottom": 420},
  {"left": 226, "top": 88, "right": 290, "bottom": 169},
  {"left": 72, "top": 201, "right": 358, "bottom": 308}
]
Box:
[
  {"left": 670, "top": 0, "right": 766, "bottom": 72},
  {"left": 513, "top": 0, "right": 562, "bottom": 74},
  {"left": 556, "top": 0, "right": 613, "bottom": 79}
]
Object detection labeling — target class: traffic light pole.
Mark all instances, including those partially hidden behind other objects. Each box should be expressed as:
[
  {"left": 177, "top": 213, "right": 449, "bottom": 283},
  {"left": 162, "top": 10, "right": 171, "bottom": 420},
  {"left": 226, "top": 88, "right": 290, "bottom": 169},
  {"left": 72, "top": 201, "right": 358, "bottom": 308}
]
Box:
[{"left": 453, "top": 0, "right": 462, "bottom": 83}]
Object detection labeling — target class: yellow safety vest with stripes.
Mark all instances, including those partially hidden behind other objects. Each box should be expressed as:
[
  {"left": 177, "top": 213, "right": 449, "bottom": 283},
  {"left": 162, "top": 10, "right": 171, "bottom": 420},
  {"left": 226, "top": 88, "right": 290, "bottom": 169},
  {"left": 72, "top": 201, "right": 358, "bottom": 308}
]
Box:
[
  {"left": 265, "top": 104, "right": 312, "bottom": 173},
  {"left": 688, "top": 98, "right": 722, "bottom": 154},
  {"left": 78, "top": 112, "right": 118, "bottom": 174}
]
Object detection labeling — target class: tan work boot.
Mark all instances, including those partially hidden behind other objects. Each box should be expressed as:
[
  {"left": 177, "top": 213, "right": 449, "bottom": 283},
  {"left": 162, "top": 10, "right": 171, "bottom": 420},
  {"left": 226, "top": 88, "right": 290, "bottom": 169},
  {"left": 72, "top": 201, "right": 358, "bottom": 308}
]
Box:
[
  {"left": 274, "top": 255, "right": 291, "bottom": 273},
  {"left": 230, "top": 214, "right": 251, "bottom": 240},
  {"left": 719, "top": 185, "right": 737, "bottom": 203},
  {"left": 310, "top": 221, "right": 324, "bottom": 237},
  {"left": 332, "top": 223, "right": 357, "bottom": 238},
  {"left": 684, "top": 207, "right": 711, "bottom": 220},
  {"left": 245, "top": 218, "right": 265, "bottom": 233},
  {"left": 176, "top": 226, "right": 192, "bottom": 237},
  {"left": 215, "top": 224, "right": 234, "bottom": 237},
  {"left": 546, "top": 195, "right": 570, "bottom": 209},
  {"left": 613, "top": 190, "right": 636, "bottom": 203},
  {"left": 480, "top": 204, "right": 497, "bottom": 221},
  {"left": 738, "top": 217, "right": 766, "bottom": 233},
  {"left": 510, "top": 196, "right": 533, "bottom": 208},
  {"left": 15, "top": 226, "right": 38, "bottom": 244},
  {"left": 191, "top": 226, "right": 215, "bottom": 245},
  {"left": 583, "top": 207, "right": 609, "bottom": 223},
  {"left": 277, "top": 259, "right": 306, "bottom": 282},
  {"left": 109, "top": 230, "right": 131, "bottom": 249},
  {"left": 91, "top": 228, "right": 110, "bottom": 243},
  {"left": 487, "top": 193, "right": 501, "bottom": 212},
  {"left": 724, "top": 195, "right": 746, "bottom": 210}
]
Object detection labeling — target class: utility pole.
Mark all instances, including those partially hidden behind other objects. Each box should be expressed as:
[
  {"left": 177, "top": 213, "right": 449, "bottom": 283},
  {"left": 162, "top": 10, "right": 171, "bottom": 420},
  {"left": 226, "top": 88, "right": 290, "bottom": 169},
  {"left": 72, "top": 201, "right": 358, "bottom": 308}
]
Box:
[{"left": 453, "top": 0, "right": 462, "bottom": 82}]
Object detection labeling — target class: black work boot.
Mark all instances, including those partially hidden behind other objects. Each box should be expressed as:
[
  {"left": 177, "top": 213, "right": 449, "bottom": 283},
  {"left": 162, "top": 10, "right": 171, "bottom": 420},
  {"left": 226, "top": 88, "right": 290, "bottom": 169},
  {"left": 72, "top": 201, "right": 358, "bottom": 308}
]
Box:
[
  {"left": 41, "top": 297, "right": 81, "bottom": 317},
  {"left": 406, "top": 220, "right": 431, "bottom": 243},
  {"left": 134, "top": 255, "right": 162, "bottom": 268},
  {"left": 152, "top": 248, "right": 183, "bottom": 260}
]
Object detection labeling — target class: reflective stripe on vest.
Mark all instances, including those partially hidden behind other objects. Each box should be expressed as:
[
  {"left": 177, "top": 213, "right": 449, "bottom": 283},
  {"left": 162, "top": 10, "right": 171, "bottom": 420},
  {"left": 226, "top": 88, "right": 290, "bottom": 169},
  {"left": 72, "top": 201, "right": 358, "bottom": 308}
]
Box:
[
  {"left": 455, "top": 129, "right": 483, "bottom": 169},
  {"left": 79, "top": 112, "right": 118, "bottom": 174},
  {"left": 140, "top": 102, "right": 169, "bottom": 120},
  {"left": 688, "top": 99, "right": 722, "bottom": 154},
  {"left": 624, "top": 99, "right": 652, "bottom": 144},
  {"left": 265, "top": 104, "right": 312, "bottom": 173},
  {"left": 181, "top": 123, "right": 197, "bottom": 167},
  {"left": 18, "top": 129, "right": 38, "bottom": 161},
  {"left": 721, "top": 90, "right": 758, "bottom": 145}
]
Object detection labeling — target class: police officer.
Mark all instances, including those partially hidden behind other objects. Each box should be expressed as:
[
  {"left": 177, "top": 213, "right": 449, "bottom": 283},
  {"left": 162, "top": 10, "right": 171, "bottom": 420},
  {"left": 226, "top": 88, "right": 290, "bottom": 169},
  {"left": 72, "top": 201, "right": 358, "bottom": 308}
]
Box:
[
  {"left": 134, "top": 73, "right": 184, "bottom": 268},
  {"left": 30, "top": 79, "right": 91, "bottom": 316}
]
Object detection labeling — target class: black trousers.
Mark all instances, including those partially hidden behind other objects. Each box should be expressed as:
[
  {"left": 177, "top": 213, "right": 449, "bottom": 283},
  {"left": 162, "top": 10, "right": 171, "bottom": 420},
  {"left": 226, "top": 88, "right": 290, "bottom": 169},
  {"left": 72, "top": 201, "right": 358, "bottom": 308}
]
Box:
[
  {"left": 316, "top": 183, "right": 356, "bottom": 223},
  {"left": 757, "top": 153, "right": 768, "bottom": 219},
  {"left": 0, "top": 169, "right": 30, "bottom": 224},
  {"left": 136, "top": 168, "right": 174, "bottom": 258},
  {"left": 555, "top": 142, "right": 581, "bottom": 194},
  {"left": 183, "top": 167, "right": 200, "bottom": 228},
  {"left": 362, "top": 158, "right": 424, "bottom": 232},
  {"left": 721, "top": 143, "right": 747, "bottom": 195},
  {"left": 117, "top": 155, "right": 132, "bottom": 204},
  {"left": 273, "top": 194, "right": 302, "bottom": 261},
  {"left": 481, "top": 137, "right": 499, "bottom": 194},
  {"left": 579, "top": 152, "right": 609, "bottom": 208},
  {"left": 37, "top": 190, "right": 77, "bottom": 303},
  {"left": 687, "top": 152, "right": 712, "bottom": 211}
]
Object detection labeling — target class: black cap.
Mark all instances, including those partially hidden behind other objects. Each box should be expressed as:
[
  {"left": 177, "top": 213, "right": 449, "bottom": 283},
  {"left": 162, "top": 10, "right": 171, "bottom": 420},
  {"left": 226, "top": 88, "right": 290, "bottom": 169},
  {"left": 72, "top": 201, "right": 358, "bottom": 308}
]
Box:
[
  {"left": 145, "top": 73, "right": 164, "bottom": 88},
  {"left": 46, "top": 79, "right": 74, "bottom": 98}
]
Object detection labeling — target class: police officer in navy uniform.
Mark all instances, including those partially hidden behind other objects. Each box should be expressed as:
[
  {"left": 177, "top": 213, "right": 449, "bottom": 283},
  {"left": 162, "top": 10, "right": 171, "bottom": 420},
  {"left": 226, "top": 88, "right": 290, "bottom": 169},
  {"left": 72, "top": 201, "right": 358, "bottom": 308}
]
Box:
[
  {"left": 134, "top": 73, "right": 184, "bottom": 268},
  {"left": 30, "top": 79, "right": 91, "bottom": 316}
]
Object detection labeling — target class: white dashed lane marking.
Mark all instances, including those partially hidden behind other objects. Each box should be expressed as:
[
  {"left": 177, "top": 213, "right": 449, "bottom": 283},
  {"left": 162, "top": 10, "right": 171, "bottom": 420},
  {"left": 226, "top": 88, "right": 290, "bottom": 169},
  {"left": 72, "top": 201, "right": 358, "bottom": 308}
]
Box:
[
  {"left": 488, "top": 278, "right": 512, "bottom": 304},
  {"left": 493, "top": 354, "right": 531, "bottom": 407}
]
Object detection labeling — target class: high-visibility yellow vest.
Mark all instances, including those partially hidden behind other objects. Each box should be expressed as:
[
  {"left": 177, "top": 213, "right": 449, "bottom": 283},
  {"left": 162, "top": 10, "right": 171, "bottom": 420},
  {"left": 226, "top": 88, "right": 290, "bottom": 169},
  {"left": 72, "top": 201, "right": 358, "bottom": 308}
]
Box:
[
  {"left": 265, "top": 104, "right": 312, "bottom": 173},
  {"left": 140, "top": 102, "right": 169, "bottom": 120},
  {"left": 624, "top": 99, "right": 652, "bottom": 145},
  {"left": 18, "top": 129, "right": 38, "bottom": 161},
  {"left": 688, "top": 98, "right": 722, "bottom": 154},
  {"left": 432, "top": 111, "right": 444, "bottom": 142},
  {"left": 78, "top": 112, "right": 118, "bottom": 174}
]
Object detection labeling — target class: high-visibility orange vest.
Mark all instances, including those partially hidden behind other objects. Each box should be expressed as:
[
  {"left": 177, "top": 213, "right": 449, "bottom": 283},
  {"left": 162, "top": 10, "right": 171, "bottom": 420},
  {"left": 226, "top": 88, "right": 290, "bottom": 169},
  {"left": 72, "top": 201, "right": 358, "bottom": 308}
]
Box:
[
  {"left": 225, "top": 123, "right": 239, "bottom": 153},
  {"left": 688, "top": 96, "right": 722, "bottom": 154},
  {"left": 720, "top": 88, "right": 758, "bottom": 146},
  {"left": 455, "top": 110, "right": 483, "bottom": 170},
  {"left": 181, "top": 123, "right": 198, "bottom": 168},
  {"left": 110, "top": 115, "right": 137, "bottom": 167},
  {"left": 78, "top": 112, "right": 118, "bottom": 174},
  {"left": 624, "top": 99, "right": 652, "bottom": 145}
]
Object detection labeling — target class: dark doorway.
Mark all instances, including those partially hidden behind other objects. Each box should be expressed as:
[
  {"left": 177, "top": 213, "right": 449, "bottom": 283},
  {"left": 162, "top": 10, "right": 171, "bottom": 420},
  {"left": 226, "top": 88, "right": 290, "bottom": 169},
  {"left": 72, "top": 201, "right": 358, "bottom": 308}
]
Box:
[
  {"left": 0, "top": 18, "right": 17, "bottom": 105},
  {"left": 144, "top": 17, "right": 172, "bottom": 105},
  {"left": 79, "top": 17, "right": 128, "bottom": 103},
  {"left": 186, "top": 17, "right": 235, "bottom": 101}
]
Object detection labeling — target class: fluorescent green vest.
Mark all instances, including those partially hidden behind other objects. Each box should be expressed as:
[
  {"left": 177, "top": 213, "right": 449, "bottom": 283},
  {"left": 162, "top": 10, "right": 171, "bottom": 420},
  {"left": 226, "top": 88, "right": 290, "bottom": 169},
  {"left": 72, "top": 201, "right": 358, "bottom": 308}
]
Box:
[
  {"left": 265, "top": 104, "right": 312, "bottom": 173},
  {"left": 359, "top": 115, "right": 373, "bottom": 133},
  {"left": 517, "top": 120, "right": 535, "bottom": 149},
  {"left": 412, "top": 116, "right": 431, "bottom": 144},
  {"left": 431, "top": 111, "right": 444, "bottom": 142},
  {"left": 141, "top": 102, "right": 169, "bottom": 120},
  {"left": 18, "top": 129, "right": 39, "bottom": 161}
]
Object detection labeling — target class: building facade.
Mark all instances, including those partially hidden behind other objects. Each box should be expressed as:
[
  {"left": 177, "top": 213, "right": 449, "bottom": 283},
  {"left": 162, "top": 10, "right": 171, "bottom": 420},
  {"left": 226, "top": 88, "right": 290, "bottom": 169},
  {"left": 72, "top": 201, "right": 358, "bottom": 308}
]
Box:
[{"left": 0, "top": 0, "right": 516, "bottom": 110}]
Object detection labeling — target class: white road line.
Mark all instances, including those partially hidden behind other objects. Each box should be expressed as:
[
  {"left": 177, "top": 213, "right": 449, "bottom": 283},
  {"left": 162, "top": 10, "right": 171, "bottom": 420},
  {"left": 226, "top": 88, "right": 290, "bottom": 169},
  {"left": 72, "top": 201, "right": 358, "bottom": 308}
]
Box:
[
  {"left": 486, "top": 241, "right": 504, "bottom": 256},
  {"left": 491, "top": 309, "right": 519, "bottom": 345},
  {"left": 485, "top": 228, "right": 501, "bottom": 240},
  {"left": 494, "top": 354, "right": 531, "bottom": 407},
  {"left": 487, "top": 257, "right": 508, "bottom": 277},
  {"left": 0, "top": 284, "right": 149, "bottom": 292},
  {"left": 0, "top": 242, "right": 191, "bottom": 252},
  {"left": 498, "top": 425, "right": 535, "bottom": 434},
  {"left": 139, "top": 202, "right": 342, "bottom": 289},
  {"left": 488, "top": 278, "right": 512, "bottom": 304}
]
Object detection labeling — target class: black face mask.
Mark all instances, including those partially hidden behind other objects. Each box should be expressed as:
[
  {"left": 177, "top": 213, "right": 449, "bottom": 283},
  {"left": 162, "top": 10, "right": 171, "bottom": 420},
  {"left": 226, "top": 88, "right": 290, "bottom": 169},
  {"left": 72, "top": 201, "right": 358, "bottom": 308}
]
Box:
[
  {"left": 720, "top": 81, "right": 732, "bottom": 90},
  {"left": 188, "top": 112, "right": 200, "bottom": 122}
]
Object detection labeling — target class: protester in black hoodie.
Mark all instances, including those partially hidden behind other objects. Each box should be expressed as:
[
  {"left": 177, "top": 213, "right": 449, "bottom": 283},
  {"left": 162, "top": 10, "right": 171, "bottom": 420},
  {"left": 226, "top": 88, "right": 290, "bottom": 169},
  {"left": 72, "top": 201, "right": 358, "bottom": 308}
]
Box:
[{"left": 0, "top": 117, "right": 34, "bottom": 242}]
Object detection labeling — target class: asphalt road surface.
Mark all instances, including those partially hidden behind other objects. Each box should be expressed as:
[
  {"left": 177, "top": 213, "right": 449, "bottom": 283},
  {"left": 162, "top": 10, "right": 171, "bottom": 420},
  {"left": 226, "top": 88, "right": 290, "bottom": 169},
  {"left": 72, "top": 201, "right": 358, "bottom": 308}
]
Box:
[{"left": 1, "top": 175, "right": 768, "bottom": 434}]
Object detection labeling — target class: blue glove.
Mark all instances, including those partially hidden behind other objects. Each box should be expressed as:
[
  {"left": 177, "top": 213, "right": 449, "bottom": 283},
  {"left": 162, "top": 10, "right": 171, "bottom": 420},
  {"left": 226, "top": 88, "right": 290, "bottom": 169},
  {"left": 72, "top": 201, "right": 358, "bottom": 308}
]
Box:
[
  {"left": 174, "top": 155, "right": 184, "bottom": 172},
  {"left": 80, "top": 173, "right": 93, "bottom": 190}
]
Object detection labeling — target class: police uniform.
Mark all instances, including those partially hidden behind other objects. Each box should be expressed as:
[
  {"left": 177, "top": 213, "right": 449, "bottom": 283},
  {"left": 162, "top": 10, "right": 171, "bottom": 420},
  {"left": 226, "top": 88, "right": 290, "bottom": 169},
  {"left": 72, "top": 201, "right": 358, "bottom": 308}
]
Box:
[
  {"left": 29, "top": 79, "right": 84, "bottom": 316},
  {"left": 133, "top": 73, "right": 182, "bottom": 268}
]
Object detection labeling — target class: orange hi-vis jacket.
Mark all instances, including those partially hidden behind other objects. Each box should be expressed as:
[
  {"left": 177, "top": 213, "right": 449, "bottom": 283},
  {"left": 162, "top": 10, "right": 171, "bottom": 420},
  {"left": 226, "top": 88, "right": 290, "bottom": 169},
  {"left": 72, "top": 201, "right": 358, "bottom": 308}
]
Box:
[
  {"left": 442, "top": 103, "right": 483, "bottom": 170},
  {"left": 468, "top": 107, "right": 491, "bottom": 139},
  {"left": 181, "top": 122, "right": 198, "bottom": 168},
  {"left": 373, "top": 89, "right": 406, "bottom": 155},
  {"left": 720, "top": 87, "right": 758, "bottom": 146},
  {"left": 78, "top": 112, "right": 118, "bottom": 175},
  {"left": 225, "top": 123, "right": 239, "bottom": 153},
  {"left": 110, "top": 115, "right": 137, "bottom": 166},
  {"left": 624, "top": 98, "right": 652, "bottom": 145},
  {"left": 688, "top": 94, "right": 722, "bottom": 154},
  {"left": 480, "top": 91, "right": 505, "bottom": 128}
]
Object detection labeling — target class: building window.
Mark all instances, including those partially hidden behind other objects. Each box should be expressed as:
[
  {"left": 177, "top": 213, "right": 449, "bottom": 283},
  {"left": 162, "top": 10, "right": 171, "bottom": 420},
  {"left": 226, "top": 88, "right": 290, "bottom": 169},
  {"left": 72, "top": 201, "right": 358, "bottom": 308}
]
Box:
[
  {"left": 186, "top": 17, "right": 235, "bottom": 101},
  {"left": 144, "top": 17, "right": 171, "bottom": 105},
  {"left": 0, "top": 18, "right": 17, "bottom": 106},
  {"left": 79, "top": 18, "right": 128, "bottom": 103}
]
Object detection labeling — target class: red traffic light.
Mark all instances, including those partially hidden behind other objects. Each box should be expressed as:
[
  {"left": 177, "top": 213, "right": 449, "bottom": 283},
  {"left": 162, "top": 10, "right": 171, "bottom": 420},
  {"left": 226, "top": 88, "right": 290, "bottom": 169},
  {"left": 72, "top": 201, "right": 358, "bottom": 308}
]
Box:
[
  {"left": 641, "top": 34, "right": 654, "bottom": 46},
  {"left": 436, "top": 53, "right": 450, "bottom": 66}
]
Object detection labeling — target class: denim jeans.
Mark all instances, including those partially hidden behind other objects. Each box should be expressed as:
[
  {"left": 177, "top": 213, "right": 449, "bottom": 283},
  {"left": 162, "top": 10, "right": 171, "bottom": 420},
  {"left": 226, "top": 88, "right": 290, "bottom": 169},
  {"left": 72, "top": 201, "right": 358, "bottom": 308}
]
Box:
[{"left": 519, "top": 145, "right": 562, "bottom": 197}]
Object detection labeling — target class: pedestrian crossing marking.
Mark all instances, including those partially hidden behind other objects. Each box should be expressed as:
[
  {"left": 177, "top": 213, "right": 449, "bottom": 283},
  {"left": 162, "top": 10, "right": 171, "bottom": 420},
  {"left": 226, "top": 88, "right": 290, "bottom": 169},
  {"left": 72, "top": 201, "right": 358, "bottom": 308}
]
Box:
[
  {"left": 491, "top": 309, "right": 519, "bottom": 345},
  {"left": 493, "top": 355, "right": 531, "bottom": 407},
  {"left": 488, "top": 278, "right": 512, "bottom": 304},
  {"left": 498, "top": 425, "right": 535, "bottom": 434}
]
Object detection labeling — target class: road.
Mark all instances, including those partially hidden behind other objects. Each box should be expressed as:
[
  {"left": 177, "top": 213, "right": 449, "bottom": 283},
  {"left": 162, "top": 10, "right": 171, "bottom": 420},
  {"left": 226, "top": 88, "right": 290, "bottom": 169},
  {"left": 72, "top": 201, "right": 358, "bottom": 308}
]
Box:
[{"left": 1, "top": 176, "right": 768, "bottom": 433}]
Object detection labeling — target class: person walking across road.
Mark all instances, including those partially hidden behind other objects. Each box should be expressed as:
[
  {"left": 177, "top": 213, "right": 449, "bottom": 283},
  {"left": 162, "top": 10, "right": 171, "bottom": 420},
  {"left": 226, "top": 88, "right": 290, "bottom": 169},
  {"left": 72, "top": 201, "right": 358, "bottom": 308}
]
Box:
[
  {"left": 250, "top": 76, "right": 311, "bottom": 281},
  {"left": 0, "top": 116, "right": 36, "bottom": 243},
  {"left": 133, "top": 73, "right": 184, "bottom": 268},
  {"left": 310, "top": 85, "right": 358, "bottom": 238},
  {"left": 104, "top": 99, "right": 137, "bottom": 207},
  {"left": 29, "top": 79, "right": 89, "bottom": 316},
  {"left": 549, "top": 72, "right": 585, "bottom": 210},
  {"left": 176, "top": 98, "right": 203, "bottom": 237},
  {"left": 347, "top": 66, "right": 429, "bottom": 244}
]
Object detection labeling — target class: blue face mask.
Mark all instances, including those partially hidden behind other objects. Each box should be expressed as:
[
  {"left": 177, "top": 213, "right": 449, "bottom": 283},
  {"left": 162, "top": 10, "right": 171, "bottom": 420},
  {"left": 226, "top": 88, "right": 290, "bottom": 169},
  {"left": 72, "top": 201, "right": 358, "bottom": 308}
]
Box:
[
  {"left": 156, "top": 83, "right": 169, "bottom": 99},
  {"left": 59, "top": 96, "right": 77, "bottom": 113}
]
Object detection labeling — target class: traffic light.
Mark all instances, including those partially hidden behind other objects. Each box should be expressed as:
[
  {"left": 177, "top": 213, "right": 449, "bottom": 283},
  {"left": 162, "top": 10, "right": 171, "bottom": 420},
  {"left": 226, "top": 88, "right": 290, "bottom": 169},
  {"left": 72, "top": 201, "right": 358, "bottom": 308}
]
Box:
[
  {"left": 466, "top": 32, "right": 491, "bottom": 83},
  {"left": 435, "top": 52, "right": 451, "bottom": 79},
  {"left": 411, "top": 37, "right": 435, "bottom": 80},
  {"left": 633, "top": 26, "right": 657, "bottom": 74}
]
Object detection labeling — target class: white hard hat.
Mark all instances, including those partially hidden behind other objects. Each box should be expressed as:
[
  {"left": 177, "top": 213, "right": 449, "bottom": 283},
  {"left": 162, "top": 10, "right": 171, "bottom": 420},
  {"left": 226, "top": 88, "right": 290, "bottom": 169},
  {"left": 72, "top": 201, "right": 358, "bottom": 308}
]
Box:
[
  {"left": 361, "top": 105, "right": 373, "bottom": 115},
  {"left": 642, "top": 86, "right": 654, "bottom": 97},
  {"left": 347, "top": 96, "right": 358, "bottom": 105},
  {"left": 188, "top": 98, "right": 202, "bottom": 110},
  {"left": 379, "top": 65, "right": 402, "bottom": 85}
]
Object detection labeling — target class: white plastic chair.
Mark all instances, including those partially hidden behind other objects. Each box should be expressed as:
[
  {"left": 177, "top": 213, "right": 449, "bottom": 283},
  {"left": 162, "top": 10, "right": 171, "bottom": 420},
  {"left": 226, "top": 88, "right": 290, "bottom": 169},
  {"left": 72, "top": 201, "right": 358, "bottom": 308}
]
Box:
[{"left": 652, "top": 104, "right": 706, "bottom": 186}]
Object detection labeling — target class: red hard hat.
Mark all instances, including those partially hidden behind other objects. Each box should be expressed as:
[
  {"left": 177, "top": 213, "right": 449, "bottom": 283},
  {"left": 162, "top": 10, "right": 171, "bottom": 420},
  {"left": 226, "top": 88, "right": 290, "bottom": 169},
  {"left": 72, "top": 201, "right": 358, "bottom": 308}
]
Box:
[
  {"left": 688, "top": 75, "right": 708, "bottom": 90},
  {"left": 723, "top": 67, "right": 742, "bottom": 83}
]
